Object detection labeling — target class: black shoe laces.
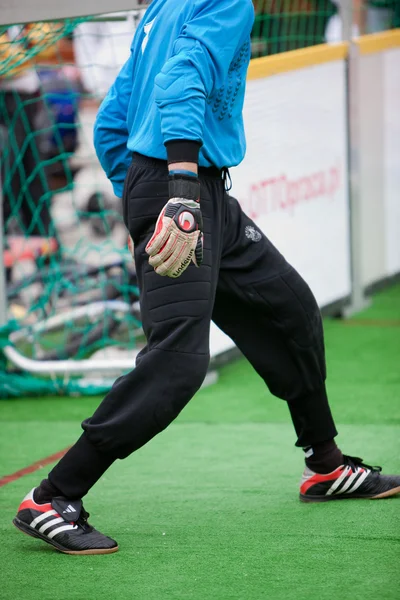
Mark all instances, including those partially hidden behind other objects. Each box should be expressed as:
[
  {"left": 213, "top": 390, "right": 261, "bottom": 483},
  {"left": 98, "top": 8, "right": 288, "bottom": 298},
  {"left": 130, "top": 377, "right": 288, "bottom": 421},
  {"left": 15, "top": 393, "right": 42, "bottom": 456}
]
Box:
[
  {"left": 343, "top": 455, "right": 382, "bottom": 474},
  {"left": 76, "top": 507, "right": 94, "bottom": 533}
]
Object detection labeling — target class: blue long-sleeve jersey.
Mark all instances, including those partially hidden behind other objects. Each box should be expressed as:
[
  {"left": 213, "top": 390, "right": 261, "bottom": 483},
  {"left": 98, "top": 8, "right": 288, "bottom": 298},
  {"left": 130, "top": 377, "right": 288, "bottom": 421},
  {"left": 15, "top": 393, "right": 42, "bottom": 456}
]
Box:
[{"left": 94, "top": 0, "right": 255, "bottom": 198}]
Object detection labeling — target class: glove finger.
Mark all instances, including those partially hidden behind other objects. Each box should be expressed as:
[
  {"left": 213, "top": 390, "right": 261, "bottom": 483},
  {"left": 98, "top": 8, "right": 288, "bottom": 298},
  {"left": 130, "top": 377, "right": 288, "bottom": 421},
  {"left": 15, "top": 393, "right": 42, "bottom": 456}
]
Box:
[
  {"left": 148, "top": 231, "right": 179, "bottom": 269},
  {"left": 154, "top": 239, "right": 187, "bottom": 277},
  {"left": 145, "top": 213, "right": 172, "bottom": 256},
  {"left": 155, "top": 236, "right": 193, "bottom": 278},
  {"left": 192, "top": 232, "right": 203, "bottom": 268}
]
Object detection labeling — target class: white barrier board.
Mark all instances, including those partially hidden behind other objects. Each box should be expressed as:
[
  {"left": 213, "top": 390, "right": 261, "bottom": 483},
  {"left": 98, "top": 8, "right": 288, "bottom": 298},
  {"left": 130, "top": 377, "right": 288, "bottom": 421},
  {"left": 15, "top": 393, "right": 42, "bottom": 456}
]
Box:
[
  {"left": 233, "top": 60, "right": 351, "bottom": 307},
  {"left": 383, "top": 48, "right": 400, "bottom": 276},
  {"left": 210, "top": 60, "right": 351, "bottom": 355}
]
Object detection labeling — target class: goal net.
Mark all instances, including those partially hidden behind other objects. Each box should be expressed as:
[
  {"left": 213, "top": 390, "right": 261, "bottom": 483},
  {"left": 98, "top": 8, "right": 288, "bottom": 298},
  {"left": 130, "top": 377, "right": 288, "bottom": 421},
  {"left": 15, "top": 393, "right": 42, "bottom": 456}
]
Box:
[
  {"left": 0, "top": 1, "right": 346, "bottom": 397},
  {"left": 0, "top": 10, "right": 147, "bottom": 396}
]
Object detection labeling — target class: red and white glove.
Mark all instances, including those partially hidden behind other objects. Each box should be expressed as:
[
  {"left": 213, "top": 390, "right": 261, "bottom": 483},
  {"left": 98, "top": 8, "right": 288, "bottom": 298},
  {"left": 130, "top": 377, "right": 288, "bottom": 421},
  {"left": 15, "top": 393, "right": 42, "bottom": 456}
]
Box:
[{"left": 145, "top": 175, "right": 203, "bottom": 278}]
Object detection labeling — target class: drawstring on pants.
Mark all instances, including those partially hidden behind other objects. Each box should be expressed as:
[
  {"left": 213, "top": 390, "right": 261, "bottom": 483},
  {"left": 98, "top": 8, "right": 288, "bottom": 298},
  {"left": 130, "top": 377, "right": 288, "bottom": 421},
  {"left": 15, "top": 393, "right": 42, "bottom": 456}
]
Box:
[{"left": 222, "top": 167, "right": 232, "bottom": 192}]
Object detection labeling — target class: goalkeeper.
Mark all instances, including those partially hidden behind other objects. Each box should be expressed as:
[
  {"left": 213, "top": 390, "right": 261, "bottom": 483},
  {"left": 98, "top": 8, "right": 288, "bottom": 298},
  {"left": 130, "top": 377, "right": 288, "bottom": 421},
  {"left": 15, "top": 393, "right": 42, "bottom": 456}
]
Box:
[{"left": 13, "top": 0, "right": 400, "bottom": 555}]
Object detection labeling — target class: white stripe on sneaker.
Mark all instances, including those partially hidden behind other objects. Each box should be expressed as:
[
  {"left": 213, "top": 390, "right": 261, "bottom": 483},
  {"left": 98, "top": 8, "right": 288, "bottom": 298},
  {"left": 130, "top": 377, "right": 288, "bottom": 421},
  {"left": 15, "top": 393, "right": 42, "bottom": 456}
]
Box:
[
  {"left": 326, "top": 466, "right": 351, "bottom": 496},
  {"left": 30, "top": 510, "right": 57, "bottom": 528},
  {"left": 345, "top": 469, "right": 370, "bottom": 494},
  {"left": 38, "top": 517, "right": 65, "bottom": 534},
  {"left": 47, "top": 524, "right": 78, "bottom": 539},
  {"left": 335, "top": 470, "right": 360, "bottom": 494}
]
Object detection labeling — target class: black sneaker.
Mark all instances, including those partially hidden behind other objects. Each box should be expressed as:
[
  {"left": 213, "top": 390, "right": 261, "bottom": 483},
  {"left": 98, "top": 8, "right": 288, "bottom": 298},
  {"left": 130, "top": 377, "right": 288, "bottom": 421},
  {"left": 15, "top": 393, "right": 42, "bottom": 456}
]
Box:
[
  {"left": 13, "top": 489, "right": 118, "bottom": 555},
  {"left": 300, "top": 455, "right": 400, "bottom": 502}
]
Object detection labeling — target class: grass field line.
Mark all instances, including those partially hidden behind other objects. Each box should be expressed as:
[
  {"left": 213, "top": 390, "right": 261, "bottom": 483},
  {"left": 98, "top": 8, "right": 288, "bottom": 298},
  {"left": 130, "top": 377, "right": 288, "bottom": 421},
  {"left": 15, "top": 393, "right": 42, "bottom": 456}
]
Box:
[{"left": 0, "top": 447, "right": 70, "bottom": 488}]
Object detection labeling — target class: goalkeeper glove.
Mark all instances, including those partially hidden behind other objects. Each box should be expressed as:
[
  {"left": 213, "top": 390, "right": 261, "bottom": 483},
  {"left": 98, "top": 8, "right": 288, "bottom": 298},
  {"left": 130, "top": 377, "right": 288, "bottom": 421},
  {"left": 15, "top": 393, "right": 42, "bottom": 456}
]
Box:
[{"left": 145, "top": 174, "right": 203, "bottom": 278}]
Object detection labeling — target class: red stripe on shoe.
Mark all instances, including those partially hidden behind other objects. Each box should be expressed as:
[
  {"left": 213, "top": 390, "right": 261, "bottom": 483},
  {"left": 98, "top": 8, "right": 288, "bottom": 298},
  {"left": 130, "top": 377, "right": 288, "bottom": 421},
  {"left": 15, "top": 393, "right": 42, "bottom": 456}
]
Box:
[
  {"left": 300, "top": 466, "right": 346, "bottom": 495},
  {"left": 19, "top": 499, "right": 53, "bottom": 512}
]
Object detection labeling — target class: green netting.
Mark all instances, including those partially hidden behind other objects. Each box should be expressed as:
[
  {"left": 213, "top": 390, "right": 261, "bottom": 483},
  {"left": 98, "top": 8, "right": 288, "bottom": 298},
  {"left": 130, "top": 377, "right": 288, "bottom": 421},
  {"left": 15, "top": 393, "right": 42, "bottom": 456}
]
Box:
[
  {"left": 0, "top": 14, "right": 143, "bottom": 397},
  {"left": 0, "top": 370, "right": 113, "bottom": 399},
  {"left": 252, "top": 0, "right": 338, "bottom": 57}
]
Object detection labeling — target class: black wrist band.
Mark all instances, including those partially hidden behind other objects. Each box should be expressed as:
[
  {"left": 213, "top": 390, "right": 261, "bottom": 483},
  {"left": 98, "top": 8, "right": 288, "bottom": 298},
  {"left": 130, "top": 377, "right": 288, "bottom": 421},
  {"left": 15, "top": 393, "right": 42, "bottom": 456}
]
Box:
[
  {"left": 165, "top": 140, "right": 201, "bottom": 165},
  {"left": 169, "top": 175, "right": 200, "bottom": 202}
]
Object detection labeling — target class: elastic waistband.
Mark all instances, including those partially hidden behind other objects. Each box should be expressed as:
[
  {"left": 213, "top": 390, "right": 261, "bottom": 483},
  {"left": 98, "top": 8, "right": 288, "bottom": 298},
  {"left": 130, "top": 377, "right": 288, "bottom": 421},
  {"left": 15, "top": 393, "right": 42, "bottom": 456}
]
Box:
[{"left": 132, "top": 153, "right": 223, "bottom": 179}]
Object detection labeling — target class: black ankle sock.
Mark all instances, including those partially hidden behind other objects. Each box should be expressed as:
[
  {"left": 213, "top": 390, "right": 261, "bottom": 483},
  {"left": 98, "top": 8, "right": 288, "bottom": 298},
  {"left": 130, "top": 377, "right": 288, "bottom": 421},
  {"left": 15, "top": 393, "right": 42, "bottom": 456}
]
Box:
[
  {"left": 304, "top": 440, "right": 344, "bottom": 474},
  {"left": 34, "top": 478, "right": 63, "bottom": 504}
]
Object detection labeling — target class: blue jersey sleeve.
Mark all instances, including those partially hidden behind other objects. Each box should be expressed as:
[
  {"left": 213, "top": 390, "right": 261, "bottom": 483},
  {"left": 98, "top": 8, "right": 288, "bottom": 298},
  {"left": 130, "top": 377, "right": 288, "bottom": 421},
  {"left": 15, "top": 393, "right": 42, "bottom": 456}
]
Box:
[
  {"left": 154, "top": 0, "right": 254, "bottom": 147},
  {"left": 93, "top": 56, "right": 133, "bottom": 198}
]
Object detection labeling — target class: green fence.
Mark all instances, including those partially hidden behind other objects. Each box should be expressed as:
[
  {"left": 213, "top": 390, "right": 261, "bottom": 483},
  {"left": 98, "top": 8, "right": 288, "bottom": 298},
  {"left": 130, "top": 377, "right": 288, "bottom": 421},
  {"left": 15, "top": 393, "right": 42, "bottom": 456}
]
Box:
[{"left": 252, "top": 0, "right": 338, "bottom": 57}]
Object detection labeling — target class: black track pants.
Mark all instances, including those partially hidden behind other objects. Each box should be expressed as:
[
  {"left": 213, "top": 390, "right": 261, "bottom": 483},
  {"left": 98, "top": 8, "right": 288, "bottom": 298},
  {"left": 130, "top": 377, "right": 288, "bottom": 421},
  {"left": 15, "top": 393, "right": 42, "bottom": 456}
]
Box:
[{"left": 49, "top": 154, "right": 337, "bottom": 499}]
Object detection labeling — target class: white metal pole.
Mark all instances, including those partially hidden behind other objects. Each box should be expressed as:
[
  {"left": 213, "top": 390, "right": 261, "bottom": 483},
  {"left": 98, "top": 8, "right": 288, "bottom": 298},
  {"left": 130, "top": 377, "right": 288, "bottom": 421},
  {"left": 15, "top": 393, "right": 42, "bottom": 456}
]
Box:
[
  {"left": 340, "top": 0, "right": 353, "bottom": 41},
  {"left": 339, "top": 0, "right": 370, "bottom": 316}
]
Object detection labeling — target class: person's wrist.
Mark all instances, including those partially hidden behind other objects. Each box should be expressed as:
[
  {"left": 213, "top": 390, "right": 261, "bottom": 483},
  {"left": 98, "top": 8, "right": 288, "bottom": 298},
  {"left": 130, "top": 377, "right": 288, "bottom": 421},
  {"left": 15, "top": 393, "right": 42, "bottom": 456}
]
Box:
[{"left": 168, "top": 162, "right": 198, "bottom": 177}]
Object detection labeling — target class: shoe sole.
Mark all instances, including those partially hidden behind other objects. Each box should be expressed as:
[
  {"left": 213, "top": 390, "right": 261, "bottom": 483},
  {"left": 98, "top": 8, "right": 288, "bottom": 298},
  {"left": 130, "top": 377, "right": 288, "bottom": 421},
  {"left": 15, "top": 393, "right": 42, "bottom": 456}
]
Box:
[
  {"left": 300, "top": 485, "right": 400, "bottom": 503},
  {"left": 13, "top": 517, "right": 119, "bottom": 555}
]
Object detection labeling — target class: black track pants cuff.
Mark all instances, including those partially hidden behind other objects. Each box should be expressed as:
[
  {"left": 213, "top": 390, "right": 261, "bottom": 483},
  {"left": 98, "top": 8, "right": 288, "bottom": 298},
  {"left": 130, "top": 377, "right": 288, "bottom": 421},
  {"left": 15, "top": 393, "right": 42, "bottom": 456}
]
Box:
[
  {"left": 288, "top": 387, "right": 338, "bottom": 448},
  {"left": 48, "top": 433, "right": 115, "bottom": 499}
]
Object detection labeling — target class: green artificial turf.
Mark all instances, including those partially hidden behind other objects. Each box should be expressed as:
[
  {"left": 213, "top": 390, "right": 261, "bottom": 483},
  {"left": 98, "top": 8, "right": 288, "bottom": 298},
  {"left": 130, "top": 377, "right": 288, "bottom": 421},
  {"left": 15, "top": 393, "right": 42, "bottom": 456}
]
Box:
[{"left": 0, "top": 285, "right": 399, "bottom": 600}]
